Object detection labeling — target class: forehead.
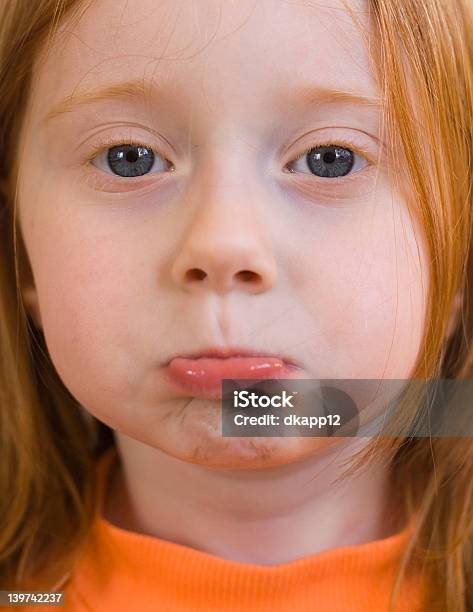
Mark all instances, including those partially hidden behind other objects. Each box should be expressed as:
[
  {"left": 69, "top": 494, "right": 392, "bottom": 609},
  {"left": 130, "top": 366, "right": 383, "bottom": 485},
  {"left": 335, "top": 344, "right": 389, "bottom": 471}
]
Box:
[{"left": 29, "top": 0, "right": 376, "bottom": 122}]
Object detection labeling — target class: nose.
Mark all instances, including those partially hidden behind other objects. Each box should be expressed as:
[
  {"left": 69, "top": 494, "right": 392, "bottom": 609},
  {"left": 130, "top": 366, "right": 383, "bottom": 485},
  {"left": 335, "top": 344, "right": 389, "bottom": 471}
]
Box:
[{"left": 170, "top": 186, "right": 278, "bottom": 295}]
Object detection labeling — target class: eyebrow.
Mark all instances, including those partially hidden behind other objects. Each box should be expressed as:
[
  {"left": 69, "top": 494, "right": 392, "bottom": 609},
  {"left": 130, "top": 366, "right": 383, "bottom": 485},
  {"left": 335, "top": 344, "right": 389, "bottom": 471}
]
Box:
[
  {"left": 279, "top": 84, "right": 383, "bottom": 109},
  {"left": 42, "top": 79, "right": 383, "bottom": 125},
  {"left": 42, "top": 80, "right": 150, "bottom": 124}
]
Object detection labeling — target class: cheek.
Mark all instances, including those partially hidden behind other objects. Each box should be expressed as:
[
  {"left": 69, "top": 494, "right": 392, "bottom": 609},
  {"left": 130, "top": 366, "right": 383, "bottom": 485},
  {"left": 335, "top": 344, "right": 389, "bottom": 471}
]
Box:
[
  {"left": 25, "top": 208, "right": 149, "bottom": 413},
  {"left": 349, "top": 206, "right": 428, "bottom": 378},
  {"left": 296, "top": 200, "right": 429, "bottom": 379}
]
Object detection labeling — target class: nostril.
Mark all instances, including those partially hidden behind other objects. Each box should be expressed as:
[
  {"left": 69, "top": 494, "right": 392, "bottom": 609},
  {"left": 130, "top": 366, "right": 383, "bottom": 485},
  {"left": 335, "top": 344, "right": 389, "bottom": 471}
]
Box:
[
  {"left": 186, "top": 268, "right": 207, "bottom": 282},
  {"left": 237, "top": 270, "right": 260, "bottom": 282},
  {"left": 182, "top": 268, "right": 262, "bottom": 287}
]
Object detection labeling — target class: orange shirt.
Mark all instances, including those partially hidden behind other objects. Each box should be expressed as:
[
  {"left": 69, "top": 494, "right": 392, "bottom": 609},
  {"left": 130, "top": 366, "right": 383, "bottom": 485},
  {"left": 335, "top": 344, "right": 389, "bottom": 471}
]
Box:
[{"left": 40, "top": 447, "right": 433, "bottom": 610}]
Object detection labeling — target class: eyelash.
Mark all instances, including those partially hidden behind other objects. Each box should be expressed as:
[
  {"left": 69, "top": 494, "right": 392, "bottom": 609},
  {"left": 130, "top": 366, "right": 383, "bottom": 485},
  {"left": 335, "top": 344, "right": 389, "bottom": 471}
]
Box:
[
  {"left": 85, "top": 134, "right": 372, "bottom": 179},
  {"left": 84, "top": 135, "right": 169, "bottom": 166},
  {"left": 288, "top": 136, "right": 370, "bottom": 173}
]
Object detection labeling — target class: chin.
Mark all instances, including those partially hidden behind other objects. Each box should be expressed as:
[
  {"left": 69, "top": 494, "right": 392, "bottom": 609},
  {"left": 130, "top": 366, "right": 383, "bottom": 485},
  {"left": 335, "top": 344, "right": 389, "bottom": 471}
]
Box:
[
  {"left": 156, "top": 430, "right": 338, "bottom": 470},
  {"left": 133, "top": 396, "right": 342, "bottom": 469}
]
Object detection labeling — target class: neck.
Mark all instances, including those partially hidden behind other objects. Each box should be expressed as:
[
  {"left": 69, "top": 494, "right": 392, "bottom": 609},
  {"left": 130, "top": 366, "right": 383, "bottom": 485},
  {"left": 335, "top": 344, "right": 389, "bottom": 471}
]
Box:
[{"left": 103, "top": 435, "right": 400, "bottom": 565}]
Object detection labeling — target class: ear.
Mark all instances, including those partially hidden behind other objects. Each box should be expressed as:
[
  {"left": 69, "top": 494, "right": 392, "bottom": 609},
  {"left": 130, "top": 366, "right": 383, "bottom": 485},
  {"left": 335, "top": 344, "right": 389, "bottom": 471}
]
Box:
[
  {"left": 17, "top": 234, "right": 43, "bottom": 330},
  {"left": 1, "top": 181, "right": 43, "bottom": 330},
  {"left": 21, "top": 282, "right": 43, "bottom": 330},
  {"left": 445, "top": 292, "right": 462, "bottom": 341}
]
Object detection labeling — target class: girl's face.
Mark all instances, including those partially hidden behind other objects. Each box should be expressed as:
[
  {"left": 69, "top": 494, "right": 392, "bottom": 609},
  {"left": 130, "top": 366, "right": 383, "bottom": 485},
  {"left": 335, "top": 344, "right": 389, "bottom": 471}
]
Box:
[{"left": 17, "top": 0, "right": 429, "bottom": 468}]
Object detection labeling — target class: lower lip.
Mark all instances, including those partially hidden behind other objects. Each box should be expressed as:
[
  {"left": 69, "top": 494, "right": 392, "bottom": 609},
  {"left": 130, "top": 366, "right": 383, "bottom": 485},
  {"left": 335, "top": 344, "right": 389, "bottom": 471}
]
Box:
[{"left": 163, "top": 356, "right": 303, "bottom": 399}]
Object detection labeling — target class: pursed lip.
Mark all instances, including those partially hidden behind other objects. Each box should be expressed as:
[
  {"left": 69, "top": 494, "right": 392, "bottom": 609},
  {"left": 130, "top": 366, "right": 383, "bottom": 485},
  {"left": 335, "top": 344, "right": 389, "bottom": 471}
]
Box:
[
  {"left": 163, "top": 346, "right": 301, "bottom": 368},
  {"left": 161, "top": 347, "right": 305, "bottom": 400}
]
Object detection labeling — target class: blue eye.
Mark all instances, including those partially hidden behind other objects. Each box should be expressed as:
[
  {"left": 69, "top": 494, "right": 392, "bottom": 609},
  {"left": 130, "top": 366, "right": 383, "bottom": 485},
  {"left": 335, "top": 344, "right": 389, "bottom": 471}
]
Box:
[
  {"left": 108, "top": 144, "right": 155, "bottom": 177},
  {"left": 290, "top": 144, "right": 368, "bottom": 178},
  {"left": 307, "top": 146, "right": 353, "bottom": 177},
  {"left": 92, "top": 143, "right": 173, "bottom": 177}
]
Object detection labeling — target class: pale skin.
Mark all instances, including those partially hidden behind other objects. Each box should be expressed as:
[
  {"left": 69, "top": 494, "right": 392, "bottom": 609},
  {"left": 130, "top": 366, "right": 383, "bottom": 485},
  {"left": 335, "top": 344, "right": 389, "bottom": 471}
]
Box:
[{"left": 16, "top": 0, "right": 458, "bottom": 563}]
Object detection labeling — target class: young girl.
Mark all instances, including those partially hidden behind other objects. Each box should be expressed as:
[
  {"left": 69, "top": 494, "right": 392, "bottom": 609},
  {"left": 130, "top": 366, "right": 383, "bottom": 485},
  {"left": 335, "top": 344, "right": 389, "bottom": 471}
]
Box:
[{"left": 0, "top": 0, "right": 472, "bottom": 610}]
